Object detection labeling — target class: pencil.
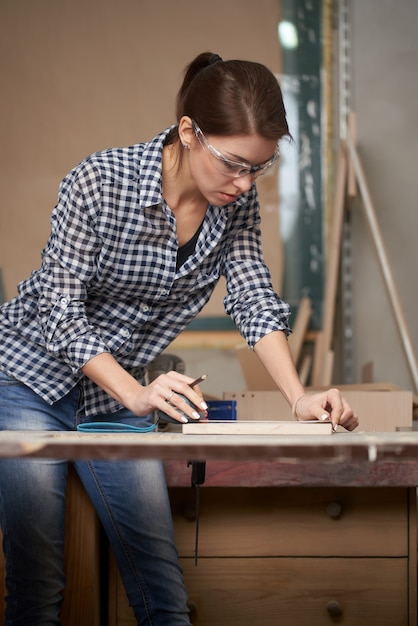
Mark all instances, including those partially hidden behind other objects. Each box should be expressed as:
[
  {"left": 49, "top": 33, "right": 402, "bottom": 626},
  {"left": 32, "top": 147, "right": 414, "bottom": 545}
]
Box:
[{"left": 189, "top": 374, "right": 208, "bottom": 388}]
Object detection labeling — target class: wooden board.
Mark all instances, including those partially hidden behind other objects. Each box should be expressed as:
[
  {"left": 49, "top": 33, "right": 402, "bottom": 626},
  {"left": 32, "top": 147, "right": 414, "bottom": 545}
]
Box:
[{"left": 182, "top": 420, "right": 333, "bottom": 435}]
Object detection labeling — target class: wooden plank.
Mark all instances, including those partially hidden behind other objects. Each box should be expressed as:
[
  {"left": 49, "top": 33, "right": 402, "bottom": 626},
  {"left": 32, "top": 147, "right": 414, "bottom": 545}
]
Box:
[
  {"left": 298, "top": 354, "right": 312, "bottom": 386},
  {"left": 182, "top": 420, "right": 333, "bottom": 435},
  {"left": 347, "top": 111, "right": 357, "bottom": 197},
  {"left": 288, "top": 295, "right": 312, "bottom": 364},
  {"left": 312, "top": 143, "right": 348, "bottom": 385},
  {"left": 321, "top": 348, "right": 335, "bottom": 386}
]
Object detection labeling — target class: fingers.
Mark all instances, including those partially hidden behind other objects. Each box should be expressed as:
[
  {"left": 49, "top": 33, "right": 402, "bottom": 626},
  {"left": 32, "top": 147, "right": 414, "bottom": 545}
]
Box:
[
  {"left": 294, "top": 388, "right": 359, "bottom": 432},
  {"left": 336, "top": 403, "right": 359, "bottom": 431},
  {"left": 323, "top": 389, "right": 359, "bottom": 431},
  {"left": 150, "top": 372, "right": 208, "bottom": 423},
  {"left": 165, "top": 391, "right": 207, "bottom": 423}
]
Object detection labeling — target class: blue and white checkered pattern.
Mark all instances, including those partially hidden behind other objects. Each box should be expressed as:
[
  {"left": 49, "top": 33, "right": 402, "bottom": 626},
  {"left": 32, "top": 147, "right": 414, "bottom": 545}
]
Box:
[{"left": 0, "top": 127, "right": 291, "bottom": 416}]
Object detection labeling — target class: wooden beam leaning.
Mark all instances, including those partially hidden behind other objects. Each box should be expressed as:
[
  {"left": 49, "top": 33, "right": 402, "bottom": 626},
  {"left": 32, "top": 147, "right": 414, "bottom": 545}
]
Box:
[
  {"left": 312, "top": 142, "right": 348, "bottom": 386},
  {"left": 288, "top": 295, "right": 312, "bottom": 366},
  {"left": 347, "top": 111, "right": 357, "bottom": 198},
  {"left": 346, "top": 130, "right": 418, "bottom": 393}
]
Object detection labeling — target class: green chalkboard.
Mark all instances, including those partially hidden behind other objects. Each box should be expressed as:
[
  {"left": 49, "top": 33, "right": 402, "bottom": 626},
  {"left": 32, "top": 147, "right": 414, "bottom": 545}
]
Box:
[{"left": 279, "top": 0, "right": 324, "bottom": 329}]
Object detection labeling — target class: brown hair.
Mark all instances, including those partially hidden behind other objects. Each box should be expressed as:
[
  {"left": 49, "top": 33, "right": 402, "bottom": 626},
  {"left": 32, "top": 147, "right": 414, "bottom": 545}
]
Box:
[{"left": 165, "top": 52, "right": 291, "bottom": 147}]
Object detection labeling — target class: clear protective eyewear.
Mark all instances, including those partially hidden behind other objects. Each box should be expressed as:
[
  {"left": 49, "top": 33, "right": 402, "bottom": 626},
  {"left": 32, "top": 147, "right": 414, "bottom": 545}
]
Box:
[{"left": 192, "top": 121, "right": 280, "bottom": 179}]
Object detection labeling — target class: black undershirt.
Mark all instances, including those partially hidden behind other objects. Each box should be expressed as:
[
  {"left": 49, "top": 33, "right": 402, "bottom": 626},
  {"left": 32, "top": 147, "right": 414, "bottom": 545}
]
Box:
[{"left": 176, "top": 221, "right": 204, "bottom": 270}]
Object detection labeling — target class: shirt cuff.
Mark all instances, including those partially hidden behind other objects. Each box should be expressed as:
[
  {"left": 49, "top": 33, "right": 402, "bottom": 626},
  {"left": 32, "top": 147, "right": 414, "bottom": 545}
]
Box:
[{"left": 65, "top": 334, "right": 110, "bottom": 373}]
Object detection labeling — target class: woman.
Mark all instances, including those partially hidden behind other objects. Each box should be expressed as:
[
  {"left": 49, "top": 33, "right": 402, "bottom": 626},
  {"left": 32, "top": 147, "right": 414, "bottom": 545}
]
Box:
[{"left": 0, "top": 52, "right": 358, "bottom": 625}]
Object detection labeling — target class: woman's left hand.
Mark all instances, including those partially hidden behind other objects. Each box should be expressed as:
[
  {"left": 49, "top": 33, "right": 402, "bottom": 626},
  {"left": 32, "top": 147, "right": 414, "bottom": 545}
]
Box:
[{"left": 292, "top": 388, "right": 359, "bottom": 431}]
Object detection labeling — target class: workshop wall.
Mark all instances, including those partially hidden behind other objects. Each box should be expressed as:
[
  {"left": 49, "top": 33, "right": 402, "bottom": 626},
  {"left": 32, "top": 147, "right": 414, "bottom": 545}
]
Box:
[
  {"left": 0, "top": 0, "right": 417, "bottom": 395},
  {"left": 0, "top": 0, "right": 282, "bottom": 299}
]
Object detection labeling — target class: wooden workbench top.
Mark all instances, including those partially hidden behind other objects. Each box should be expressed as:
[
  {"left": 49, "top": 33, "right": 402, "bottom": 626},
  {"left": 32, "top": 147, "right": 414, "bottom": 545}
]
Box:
[{"left": 0, "top": 429, "right": 418, "bottom": 487}]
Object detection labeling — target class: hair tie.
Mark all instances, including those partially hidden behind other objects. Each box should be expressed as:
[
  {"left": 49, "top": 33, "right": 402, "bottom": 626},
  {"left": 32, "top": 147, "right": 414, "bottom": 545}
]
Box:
[{"left": 209, "top": 54, "right": 223, "bottom": 65}]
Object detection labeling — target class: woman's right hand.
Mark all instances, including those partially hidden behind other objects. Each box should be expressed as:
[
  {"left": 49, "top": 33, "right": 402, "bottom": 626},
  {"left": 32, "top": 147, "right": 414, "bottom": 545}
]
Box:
[
  {"left": 82, "top": 352, "right": 207, "bottom": 423},
  {"left": 131, "top": 371, "right": 208, "bottom": 423}
]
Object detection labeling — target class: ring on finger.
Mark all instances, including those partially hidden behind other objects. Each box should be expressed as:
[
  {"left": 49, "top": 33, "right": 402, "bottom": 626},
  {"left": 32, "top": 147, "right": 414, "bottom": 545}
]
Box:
[{"left": 167, "top": 390, "right": 175, "bottom": 402}]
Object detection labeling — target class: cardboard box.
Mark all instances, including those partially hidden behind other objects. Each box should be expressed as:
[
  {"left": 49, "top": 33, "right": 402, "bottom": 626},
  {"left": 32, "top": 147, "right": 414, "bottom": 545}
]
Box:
[{"left": 223, "top": 387, "right": 413, "bottom": 432}]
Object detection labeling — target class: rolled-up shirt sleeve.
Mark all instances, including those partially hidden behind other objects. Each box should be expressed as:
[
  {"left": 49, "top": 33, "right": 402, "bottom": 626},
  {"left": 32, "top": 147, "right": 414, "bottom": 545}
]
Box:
[
  {"left": 39, "top": 286, "right": 109, "bottom": 373},
  {"left": 223, "top": 193, "right": 291, "bottom": 348},
  {"left": 35, "top": 164, "right": 110, "bottom": 372}
]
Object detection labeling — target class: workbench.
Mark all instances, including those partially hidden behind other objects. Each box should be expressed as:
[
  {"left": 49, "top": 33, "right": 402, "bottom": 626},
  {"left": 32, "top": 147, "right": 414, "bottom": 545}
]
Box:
[{"left": 0, "top": 430, "right": 416, "bottom": 625}]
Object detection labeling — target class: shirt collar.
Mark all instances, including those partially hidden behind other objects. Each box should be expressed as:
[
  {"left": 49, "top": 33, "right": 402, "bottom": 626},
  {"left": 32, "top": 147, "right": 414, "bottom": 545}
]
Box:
[{"left": 137, "top": 126, "right": 174, "bottom": 209}]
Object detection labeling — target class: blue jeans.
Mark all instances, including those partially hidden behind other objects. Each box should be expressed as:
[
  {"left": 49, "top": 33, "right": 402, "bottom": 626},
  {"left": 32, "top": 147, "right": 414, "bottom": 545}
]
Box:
[{"left": 0, "top": 371, "right": 191, "bottom": 626}]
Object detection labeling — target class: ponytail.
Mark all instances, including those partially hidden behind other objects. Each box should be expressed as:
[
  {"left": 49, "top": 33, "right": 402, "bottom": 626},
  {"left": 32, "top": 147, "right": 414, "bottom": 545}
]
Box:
[{"left": 165, "top": 51, "right": 290, "bottom": 149}]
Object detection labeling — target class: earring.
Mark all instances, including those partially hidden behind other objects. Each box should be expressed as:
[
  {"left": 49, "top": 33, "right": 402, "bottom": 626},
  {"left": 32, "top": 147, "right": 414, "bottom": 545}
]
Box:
[{"left": 183, "top": 143, "right": 189, "bottom": 149}]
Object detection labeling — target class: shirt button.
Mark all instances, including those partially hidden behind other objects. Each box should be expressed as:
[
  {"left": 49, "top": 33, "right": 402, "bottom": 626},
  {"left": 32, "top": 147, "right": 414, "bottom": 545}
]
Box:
[
  {"left": 60, "top": 297, "right": 68, "bottom": 306},
  {"left": 121, "top": 329, "right": 130, "bottom": 338},
  {"left": 142, "top": 305, "right": 149, "bottom": 312},
  {"left": 160, "top": 288, "right": 168, "bottom": 296}
]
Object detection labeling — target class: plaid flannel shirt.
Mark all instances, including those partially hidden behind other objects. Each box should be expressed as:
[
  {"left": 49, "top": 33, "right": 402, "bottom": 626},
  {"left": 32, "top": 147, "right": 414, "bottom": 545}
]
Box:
[{"left": 0, "top": 127, "right": 290, "bottom": 415}]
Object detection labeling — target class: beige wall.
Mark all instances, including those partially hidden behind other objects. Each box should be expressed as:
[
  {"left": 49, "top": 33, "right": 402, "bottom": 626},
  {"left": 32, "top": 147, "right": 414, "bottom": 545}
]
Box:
[{"left": 0, "top": 0, "right": 282, "bottom": 302}]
